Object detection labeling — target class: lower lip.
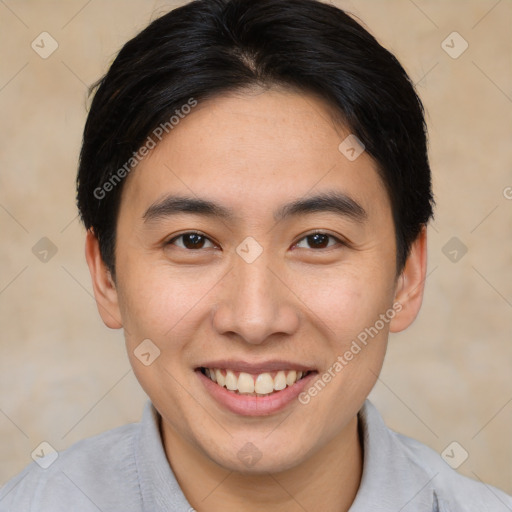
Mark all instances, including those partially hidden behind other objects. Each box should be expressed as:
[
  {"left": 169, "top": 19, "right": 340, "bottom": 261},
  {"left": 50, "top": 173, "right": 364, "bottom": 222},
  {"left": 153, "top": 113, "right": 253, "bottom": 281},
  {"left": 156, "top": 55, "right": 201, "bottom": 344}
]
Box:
[{"left": 196, "top": 369, "right": 318, "bottom": 416}]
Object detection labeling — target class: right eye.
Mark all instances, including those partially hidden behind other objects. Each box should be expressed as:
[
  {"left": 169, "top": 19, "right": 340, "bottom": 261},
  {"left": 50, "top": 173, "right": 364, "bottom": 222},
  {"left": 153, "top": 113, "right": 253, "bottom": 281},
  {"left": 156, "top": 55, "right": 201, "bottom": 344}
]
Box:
[{"left": 166, "top": 231, "right": 217, "bottom": 250}]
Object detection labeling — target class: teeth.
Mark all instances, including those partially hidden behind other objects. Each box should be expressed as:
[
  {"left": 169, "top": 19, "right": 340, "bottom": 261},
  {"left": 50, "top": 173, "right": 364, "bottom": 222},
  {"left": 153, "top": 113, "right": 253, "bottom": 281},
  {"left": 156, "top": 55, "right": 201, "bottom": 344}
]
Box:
[
  {"left": 203, "top": 368, "right": 307, "bottom": 395},
  {"left": 286, "top": 370, "right": 297, "bottom": 386},
  {"left": 206, "top": 368, "right": 215, "bottom": 382},
  {"left": 215, "top": 369, "right": 225, "bottom": 387},
  {"left": 274, "top": 370, "right": 287, "bottom": 391},
  {"left": 238, "top": 372, "right": 255, "bottom": 393},
  {"left": 254, "top": 373, "right": 274, "bottom": 394},
  {"left": 225, "top": 369, "right": 238, "bottom": 391}
]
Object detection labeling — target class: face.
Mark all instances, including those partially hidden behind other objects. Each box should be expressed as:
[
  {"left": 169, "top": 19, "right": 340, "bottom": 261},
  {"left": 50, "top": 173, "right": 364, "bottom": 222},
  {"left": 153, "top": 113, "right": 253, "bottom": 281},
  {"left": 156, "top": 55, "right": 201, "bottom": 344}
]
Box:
[{"left": 87, "top": 87, "right": 426, "bottom": 474}]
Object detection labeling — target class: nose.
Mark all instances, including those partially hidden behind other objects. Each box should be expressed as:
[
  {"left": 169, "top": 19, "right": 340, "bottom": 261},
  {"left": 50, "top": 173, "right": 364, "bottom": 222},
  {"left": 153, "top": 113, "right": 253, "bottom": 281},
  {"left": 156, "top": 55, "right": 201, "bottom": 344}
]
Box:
[{"left": 211, "top": 248, "right": 300, "bottom": 345}]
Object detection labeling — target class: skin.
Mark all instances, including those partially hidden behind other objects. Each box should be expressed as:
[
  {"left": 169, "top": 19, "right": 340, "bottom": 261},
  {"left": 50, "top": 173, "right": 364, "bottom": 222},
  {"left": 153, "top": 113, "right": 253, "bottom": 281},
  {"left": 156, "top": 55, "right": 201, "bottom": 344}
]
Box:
[{"left": 85, "top": 87, "right": 428, "bottom": 512}]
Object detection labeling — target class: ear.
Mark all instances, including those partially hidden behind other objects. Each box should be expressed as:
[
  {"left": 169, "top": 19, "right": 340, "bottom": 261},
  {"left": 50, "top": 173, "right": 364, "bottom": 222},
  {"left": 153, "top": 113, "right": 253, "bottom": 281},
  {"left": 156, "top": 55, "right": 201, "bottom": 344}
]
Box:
[
  {"left": 389, "top": 225, "right": 428, "bottom": 333},
  {"left": 84, "top": 229, "right": 123, "bottom": 329}
]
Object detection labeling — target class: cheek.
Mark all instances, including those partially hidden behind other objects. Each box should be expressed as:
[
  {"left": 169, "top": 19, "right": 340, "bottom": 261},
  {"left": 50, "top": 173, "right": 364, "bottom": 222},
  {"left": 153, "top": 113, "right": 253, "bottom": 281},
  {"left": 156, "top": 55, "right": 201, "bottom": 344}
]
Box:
[
  {"left": 296, "top": 264, "right": 394, "bottom": 342},
  {"left": 116, "top": 257, "right": 218, "bottom": 348},
  {"left": 116, "top": 263, "right": 207, "bottom": 400}
]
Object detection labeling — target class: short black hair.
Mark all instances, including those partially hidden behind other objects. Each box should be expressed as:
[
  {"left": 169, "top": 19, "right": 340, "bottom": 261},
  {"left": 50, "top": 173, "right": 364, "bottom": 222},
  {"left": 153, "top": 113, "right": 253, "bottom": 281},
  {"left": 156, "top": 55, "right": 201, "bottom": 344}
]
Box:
[{"left": 77, "top": 0, "right": 434, "bottom": 278}]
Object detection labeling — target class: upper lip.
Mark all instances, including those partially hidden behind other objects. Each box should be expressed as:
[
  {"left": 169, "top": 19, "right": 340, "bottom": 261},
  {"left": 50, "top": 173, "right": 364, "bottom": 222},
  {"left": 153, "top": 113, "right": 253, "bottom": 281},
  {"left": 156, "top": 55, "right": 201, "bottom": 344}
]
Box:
[{"left": 196, "top": 360, "right": 316, "bottom": 374}]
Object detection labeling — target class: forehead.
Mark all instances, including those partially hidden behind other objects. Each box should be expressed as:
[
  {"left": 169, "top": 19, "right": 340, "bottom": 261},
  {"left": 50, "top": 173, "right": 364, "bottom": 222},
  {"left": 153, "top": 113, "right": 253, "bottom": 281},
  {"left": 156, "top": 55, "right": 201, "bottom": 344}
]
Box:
[{"left": 120, "top": 88, "right": 391, "bottom": 221}]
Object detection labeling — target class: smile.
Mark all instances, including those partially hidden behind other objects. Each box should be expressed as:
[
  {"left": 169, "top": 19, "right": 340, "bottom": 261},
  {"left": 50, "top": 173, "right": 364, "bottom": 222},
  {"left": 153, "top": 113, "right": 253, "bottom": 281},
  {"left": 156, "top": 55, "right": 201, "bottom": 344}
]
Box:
[
  {"left": 196, "top": 363, "right": 318, "bottom": 416},
  {"left": 199, "top": 367, "right": 311, "bottom": 396}
]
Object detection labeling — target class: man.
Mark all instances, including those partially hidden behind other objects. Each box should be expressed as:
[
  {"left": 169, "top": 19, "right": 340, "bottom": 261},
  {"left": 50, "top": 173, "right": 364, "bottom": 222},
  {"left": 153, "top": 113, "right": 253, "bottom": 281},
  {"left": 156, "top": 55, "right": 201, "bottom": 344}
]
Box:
[{"left": 1, "top": 0, "right": 511, "bottom": 510}]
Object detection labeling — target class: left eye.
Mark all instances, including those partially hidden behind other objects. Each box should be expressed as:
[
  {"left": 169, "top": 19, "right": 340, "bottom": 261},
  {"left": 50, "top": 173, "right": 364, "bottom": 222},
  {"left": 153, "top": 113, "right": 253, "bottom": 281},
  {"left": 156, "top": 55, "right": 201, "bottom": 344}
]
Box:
[
  {"left": 294, "top": 232, "right": 341, "bottom": 250},
  {"left": 167, "top": 232, "right": 216, "bottom": 250}
]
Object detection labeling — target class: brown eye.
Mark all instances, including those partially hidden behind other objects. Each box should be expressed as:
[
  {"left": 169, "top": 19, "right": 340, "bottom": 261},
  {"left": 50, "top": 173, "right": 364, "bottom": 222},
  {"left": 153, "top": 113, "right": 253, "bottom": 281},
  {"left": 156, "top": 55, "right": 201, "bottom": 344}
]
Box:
[
  {"left": 295, "top": 232, "right": 341, "bottom": 250},
  {"left": 167, "top": 232, "right": 215, "bottom": 250}
]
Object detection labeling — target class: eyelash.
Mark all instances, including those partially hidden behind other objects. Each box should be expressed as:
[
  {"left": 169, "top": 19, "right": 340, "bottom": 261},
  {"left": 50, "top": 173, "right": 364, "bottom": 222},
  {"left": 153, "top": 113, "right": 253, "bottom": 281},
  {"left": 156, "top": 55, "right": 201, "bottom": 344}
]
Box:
[{"left": 166, "top": 230, "right": 346, "bottom": 251}]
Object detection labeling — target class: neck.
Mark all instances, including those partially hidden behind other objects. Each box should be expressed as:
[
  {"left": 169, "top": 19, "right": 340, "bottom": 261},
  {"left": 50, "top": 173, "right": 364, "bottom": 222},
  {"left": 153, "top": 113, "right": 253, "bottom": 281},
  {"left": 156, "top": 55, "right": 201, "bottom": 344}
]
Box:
[{"left": 161, "top": 415, "right": 363, "bottom": 512}]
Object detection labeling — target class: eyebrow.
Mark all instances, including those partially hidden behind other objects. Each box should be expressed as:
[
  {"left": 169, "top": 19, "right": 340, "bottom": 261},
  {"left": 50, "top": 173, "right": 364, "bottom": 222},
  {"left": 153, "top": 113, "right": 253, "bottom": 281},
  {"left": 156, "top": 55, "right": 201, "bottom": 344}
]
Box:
[{"left": 142, "top": 191, "right": 367, "bottom": 224}]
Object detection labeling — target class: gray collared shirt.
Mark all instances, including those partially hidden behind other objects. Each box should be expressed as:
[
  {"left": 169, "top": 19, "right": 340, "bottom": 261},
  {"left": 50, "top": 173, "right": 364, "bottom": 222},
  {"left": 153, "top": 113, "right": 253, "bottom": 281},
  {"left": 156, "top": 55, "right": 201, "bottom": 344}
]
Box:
[{"left": 1, "top": 400, "right": 511, "bottom": 511}]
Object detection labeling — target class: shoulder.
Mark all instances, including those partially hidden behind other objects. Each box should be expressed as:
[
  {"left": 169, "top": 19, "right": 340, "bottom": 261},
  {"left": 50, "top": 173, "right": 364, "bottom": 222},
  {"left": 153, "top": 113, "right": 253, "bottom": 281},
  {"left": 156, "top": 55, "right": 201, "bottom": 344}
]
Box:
[
  {"left": 393, "top": 428, "right": 512, "bottom": 511},
  {"left": 357, "top": 401, "right": 512, "bottom": 512},
  {"left": 0, "top": 421, "right": 141, "bottom": 512}
]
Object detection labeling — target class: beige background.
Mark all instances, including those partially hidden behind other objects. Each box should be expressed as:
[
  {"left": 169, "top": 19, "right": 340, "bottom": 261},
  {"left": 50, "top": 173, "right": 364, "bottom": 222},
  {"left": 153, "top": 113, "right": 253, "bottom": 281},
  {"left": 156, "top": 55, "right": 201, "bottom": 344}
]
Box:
[{"left": 1, "top": 0, "right": 511, "bottom": 496}]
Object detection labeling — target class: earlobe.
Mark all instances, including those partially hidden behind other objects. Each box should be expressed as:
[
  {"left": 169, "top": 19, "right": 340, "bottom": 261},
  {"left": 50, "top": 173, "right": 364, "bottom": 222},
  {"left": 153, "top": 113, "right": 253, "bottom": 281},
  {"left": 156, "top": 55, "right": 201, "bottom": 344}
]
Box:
[
  {"left": 389, "top": 226, "right": 428, "bottom": 333},
  {"left": 84, "top": 229, "right": 123, "bottom": 329}
]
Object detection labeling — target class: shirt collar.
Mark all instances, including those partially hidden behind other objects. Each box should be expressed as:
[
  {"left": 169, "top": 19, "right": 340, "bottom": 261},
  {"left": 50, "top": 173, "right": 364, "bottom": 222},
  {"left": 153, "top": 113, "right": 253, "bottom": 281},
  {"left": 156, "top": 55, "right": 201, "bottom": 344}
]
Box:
[
  {"left": 135, "top": 401, "right": 193, "bottom": 511},
  {"left": 349, "top": 400, "right": 439, "bottom": 512},
  {"left": 135, "top": 399, "right": 439, "bottom": 512}
]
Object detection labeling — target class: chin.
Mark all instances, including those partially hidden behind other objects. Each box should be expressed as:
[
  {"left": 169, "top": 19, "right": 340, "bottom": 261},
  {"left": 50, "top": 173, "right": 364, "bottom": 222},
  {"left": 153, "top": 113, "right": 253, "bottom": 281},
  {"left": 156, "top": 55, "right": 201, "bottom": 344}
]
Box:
[{"left": 206, "top": 440, "right": 310, "bottom": 475}]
